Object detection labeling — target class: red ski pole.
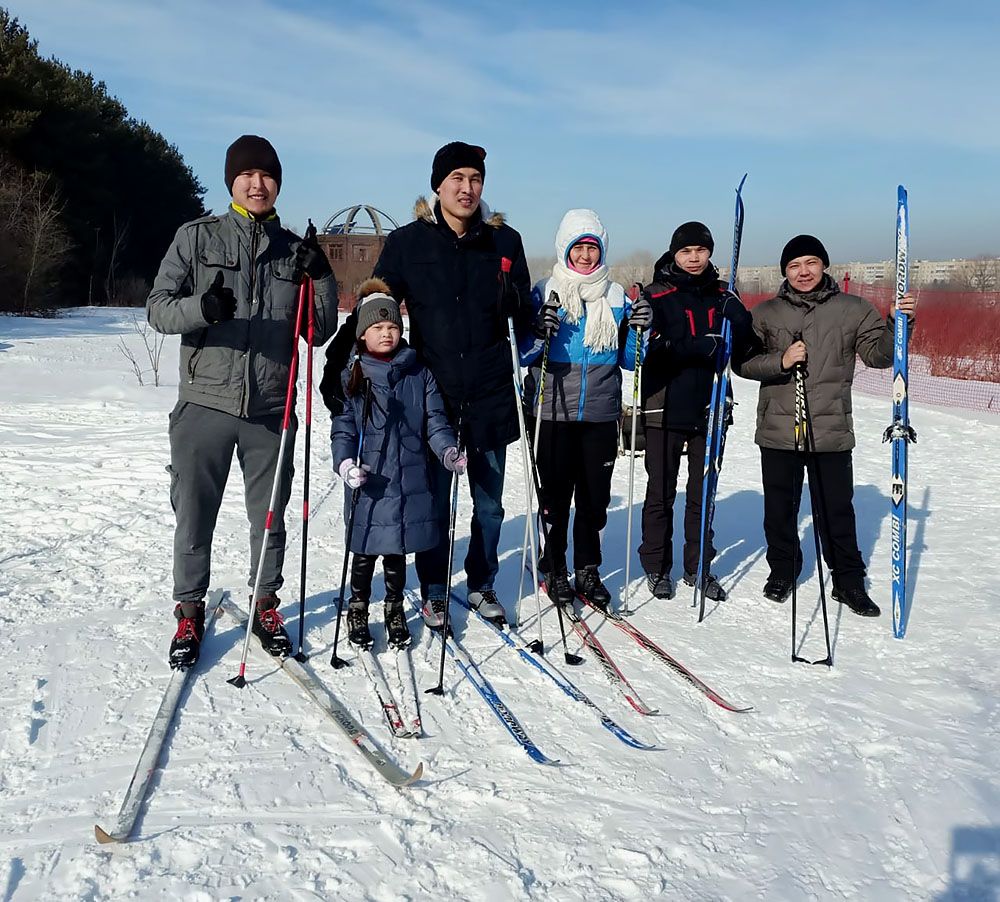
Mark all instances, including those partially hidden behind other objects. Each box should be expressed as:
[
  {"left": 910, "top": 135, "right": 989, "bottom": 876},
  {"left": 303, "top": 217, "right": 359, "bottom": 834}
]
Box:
[
  {"left": 294, "top": 278, "right": 315, "bottom": 661},
  {"left": 229, "top": 280, "right": 307, "bottom": 688}
]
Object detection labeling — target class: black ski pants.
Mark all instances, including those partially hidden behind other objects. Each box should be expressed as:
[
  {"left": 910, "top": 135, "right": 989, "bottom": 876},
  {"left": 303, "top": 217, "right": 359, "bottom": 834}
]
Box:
[
  {"left": 639, "top": 427, "right": 711, "bottom": 577},
  {"left": 350, "top": 553, "right": 406, "bottom": 606},
  {"left": 533, "top": 419, "right": 619, "bottom": 573},
  {"left": 760, "top": 448, "right": 866, "bottom": 591}
]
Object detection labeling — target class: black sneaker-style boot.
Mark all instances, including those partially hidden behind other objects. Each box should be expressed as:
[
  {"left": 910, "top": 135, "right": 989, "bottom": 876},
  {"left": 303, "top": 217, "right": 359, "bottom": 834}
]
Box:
[
  {"left": 763, "top": 575, "right": 793, "bottom": 603},
  {"left": 540, "top": 567, "right": 575, "bottom": 607},
  {"left": 832, "top": 585, "right": 881, "bottom": 617},
  {"left": 385, "top": 601, "right": 412, "bottom": 649},
  {"left": 169, "top": 600, "right": 206, "bottom": 670},
  {"left": 251, "top": 594, "right": 293, "bottom": 657},
  {"left": 645, "top": 572, "right": 676, "bottom": 600},
  {"left": 683, "top": 571, "right": 727, "bottom": 602},
  {"left": 346, "top": 598, "right": 373, "bottom": 648},
  {"left": 575, "top": 565, "right": 612, "bottom": 611}
]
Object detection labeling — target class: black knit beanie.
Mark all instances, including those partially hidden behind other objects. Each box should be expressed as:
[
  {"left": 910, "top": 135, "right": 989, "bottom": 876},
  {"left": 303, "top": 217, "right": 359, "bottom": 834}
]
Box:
[
  {"left": 780, "top": 234, "right": 829, "bottom": 274},
  {"left": 430, "top": 141, "right": 486, "bottom": 193},
  {"left": 669, "top": 221, "right": 714, "bottom": 256},
  {"left": 225, "top": 135, "right": 282, "bottom": 194}
]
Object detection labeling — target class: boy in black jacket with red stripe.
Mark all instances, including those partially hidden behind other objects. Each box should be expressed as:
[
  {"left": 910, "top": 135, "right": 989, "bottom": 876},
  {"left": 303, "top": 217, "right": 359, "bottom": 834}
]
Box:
[{"left": 638, "top": 222, "right": 754, "bottom": 600}]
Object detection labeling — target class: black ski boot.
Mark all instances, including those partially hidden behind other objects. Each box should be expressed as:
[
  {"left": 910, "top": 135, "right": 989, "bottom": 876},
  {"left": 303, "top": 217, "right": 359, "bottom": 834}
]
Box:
[
  {"left": 385, "top": 599, "right": 412, "bottom": 649},
  {"left": 832, "top": 585, "right": 881, "bottom": 618},
  {"left": 575, "top": 566, "right": 611, "bottom": 611},
  {"left": 763, "top": 575, "right": 793, "bottom": 603},
  {"left": 645, "top": 572, "right": 676, "bottom": 600},
  {"left": 169, "top": 600, "right": 205, "bottom": 670},
  {"left": 251, "top": 594, "right": 293, "bottom": 657},
  {"left": 541, "top": 567, "right": 575, "bottom": 607},
  {"left": 346, "top": 599, "right": 373, "bottom": 649},
  {"left": 684, "top": 571, "right": 727, "bottom": 602}
]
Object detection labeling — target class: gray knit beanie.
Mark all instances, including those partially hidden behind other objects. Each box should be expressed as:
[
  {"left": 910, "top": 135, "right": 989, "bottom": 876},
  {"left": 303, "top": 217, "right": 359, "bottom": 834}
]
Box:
[{"left": 355, "top": 293, "right": 403, "bottom": 339}]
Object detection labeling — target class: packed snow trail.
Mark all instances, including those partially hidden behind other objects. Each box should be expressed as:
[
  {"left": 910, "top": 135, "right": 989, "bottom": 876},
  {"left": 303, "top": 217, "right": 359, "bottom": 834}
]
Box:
[{"left": 0, "top": 309, "right": 997, "bottom": 900}]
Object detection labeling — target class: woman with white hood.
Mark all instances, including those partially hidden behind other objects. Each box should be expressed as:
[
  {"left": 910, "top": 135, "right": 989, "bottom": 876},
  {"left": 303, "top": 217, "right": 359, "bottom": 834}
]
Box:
[{"left": 516, "top": 209, "right": 651, "bottom": 610}]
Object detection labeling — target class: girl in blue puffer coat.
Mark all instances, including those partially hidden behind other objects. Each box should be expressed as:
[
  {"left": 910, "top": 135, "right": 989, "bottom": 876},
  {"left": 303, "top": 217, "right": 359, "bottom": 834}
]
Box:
[{"left": 330, "top": 279, "right": 466, "bottom": 648}]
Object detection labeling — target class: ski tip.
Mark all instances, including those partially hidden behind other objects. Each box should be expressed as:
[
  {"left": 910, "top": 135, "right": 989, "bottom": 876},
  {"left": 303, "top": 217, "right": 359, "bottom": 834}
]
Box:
[
  {"left": 94, "top": 824, "right": 120, "bottom": 844},
  {"left": 398, "top": 761, "right": 424, "bottom": 786}
]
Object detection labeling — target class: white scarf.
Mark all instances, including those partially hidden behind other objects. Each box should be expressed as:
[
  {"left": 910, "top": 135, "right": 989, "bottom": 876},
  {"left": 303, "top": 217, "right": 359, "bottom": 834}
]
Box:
[{"left": 549, "top": 261, "right": 618, "bottom": 353}]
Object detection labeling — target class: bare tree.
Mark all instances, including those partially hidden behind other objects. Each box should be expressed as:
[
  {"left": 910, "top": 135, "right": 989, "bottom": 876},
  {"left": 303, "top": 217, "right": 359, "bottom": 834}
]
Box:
[
  {"left": 117, "top": 312, "right": 166, "bottom": 386},
  {"left": 609, "top": 250, "right": 655, "bottom": 290},
  {"left": 958, "top": 255, "right": 1000, "bottom": 292},
  {"left": 104, "top": 211, "right": 131, "bottom": 305}
]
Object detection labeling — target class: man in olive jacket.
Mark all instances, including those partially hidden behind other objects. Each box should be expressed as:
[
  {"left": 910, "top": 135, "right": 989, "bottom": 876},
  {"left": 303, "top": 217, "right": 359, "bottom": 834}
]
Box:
[
  {"left": 322, "top": 141, "right": 532, "bottom": 625},
  {"left": 736, "top": 234, "right": 916, "bottom": 616},
  {"left": 147, "top": 135, "right": 339, "bottom": 668}
]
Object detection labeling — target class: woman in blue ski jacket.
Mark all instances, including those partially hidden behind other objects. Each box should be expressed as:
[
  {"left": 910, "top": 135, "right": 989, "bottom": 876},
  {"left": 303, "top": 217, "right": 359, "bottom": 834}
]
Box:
[
  {"left": 329, "top": 279, "right": 466, "bottom": 649},
  {"left": 515, "top": 209, "right": 650, "bottom": 609}
]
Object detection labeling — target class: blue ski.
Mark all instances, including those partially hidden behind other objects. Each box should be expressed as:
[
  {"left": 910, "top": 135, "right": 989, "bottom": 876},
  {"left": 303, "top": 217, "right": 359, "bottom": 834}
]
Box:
[
  {"left": 406, "top": 592, "right": 558, "bottom": 765},
  {"left": 455, "top": 595, "right": 657, "bottom": 750},
  {"left": 695, "top": 174, "right": 747, "bottom": 621},
  {"left": 883, "top": 185, "right": 916, "bottom": 638}
]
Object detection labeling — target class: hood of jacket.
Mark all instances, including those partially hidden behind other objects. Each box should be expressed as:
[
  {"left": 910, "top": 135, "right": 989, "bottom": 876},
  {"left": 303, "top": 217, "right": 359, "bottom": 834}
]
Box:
[
  {"left": 651, "top": 252, "right": 721, "bottom": 293},
  {"left": 554, "top": 208, "right": 609, "bottom": 266},
  {"left": 777, "top": 273, "right": 840, "bottom": 307}
]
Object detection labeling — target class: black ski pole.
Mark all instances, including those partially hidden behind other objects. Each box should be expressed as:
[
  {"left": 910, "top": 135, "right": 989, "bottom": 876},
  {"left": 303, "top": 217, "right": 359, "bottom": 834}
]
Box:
[
  {"left": 294, "top": 276, "right": 316, "bottom": 662},
  {"left": 790, "top": 349, "right": 833, "bottom": 667},
  {"left": 330, "top": 378, "right": 374, "bottom": 669},
  {"left": 426, "top": 421, "right": 464, "bottom": 696}
]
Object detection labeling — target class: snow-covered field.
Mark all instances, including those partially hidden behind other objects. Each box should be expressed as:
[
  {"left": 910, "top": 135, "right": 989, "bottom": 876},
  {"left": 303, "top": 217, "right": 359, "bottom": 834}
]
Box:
[{"left": 1, "top": 308, "right": 997, "bottom": 901}]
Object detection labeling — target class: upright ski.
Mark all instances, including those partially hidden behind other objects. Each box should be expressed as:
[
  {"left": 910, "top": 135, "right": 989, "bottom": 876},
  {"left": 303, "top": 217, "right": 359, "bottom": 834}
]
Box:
[
  {"left": 883, "top": 185, "right": 916, "bottom": 639},
  {"left": 695, "top": 174, "right": 747, "bottom": 621},
  {"left": 220, "top": 596, "right": 422, "bottom": 787},
  {"left": 95, "top": 589, "right": 226, "bottom": 844},
  {"left": 407, "top": 591, "right": 558, "bottom": 765},
  {"left": 578, "top": 599, "right": 753, "bottom": 713},
  {"left": 456, "top": 594, "right": 656, "bottom": 750}
]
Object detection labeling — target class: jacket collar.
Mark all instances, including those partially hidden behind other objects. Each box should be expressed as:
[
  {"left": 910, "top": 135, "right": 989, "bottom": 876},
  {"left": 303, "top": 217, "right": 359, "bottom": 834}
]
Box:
[{"left": 778, "top": 273, "right": 839, "bottom": 307}]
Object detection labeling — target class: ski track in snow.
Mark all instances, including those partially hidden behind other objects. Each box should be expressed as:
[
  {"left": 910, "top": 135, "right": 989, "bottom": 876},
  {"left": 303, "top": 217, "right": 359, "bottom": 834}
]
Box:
[{"left": 1, "top": 308, "right": 998, "bottom": 901}]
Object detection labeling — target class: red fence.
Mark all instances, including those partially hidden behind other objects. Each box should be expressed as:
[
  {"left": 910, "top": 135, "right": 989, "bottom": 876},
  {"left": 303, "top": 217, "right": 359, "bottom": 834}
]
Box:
[{"left": 742, "top": 286, "right": 1000, "bottom": 415}]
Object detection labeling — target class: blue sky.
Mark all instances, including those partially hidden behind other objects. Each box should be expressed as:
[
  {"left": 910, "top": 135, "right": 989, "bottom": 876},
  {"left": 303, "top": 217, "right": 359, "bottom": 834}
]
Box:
[{"left": 8, "top": 0, "right": 999, "bottom": 265}]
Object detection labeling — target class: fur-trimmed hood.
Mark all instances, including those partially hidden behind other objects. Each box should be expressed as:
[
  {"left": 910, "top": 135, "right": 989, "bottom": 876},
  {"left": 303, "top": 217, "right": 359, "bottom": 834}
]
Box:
[{"left": 413, "top": 196, "right": 505, "bottom": 229}]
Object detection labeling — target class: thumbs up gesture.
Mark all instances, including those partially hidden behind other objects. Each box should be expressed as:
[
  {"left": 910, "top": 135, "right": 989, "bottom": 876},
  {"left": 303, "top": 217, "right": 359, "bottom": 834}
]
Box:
[{"left": 200, "top": 271, "right": 237, "bottom": 324}]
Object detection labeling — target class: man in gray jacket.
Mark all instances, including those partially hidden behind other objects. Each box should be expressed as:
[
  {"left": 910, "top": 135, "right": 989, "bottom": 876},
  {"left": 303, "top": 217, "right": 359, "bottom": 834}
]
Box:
[
  {"left": 147, "top": 135, "right": 339, "bottom": 668},
  {"left": 737, "top": 235, "right": 915, "bottom": 617}
]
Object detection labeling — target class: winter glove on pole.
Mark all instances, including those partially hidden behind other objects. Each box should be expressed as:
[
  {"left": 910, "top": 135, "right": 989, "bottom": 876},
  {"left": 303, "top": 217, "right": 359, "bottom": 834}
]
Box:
[
  {"left": 532, "top": 301, "right": 561, "bottom": 339},
  {"left": 201, "top": 271, "right": 237, "bottom": 324},
  {"left": 442, "top": 447, "right": 468, "bottom": 474},
  {"left": 628, "top": 293, "right": 653, "bottom": 330},
  {"left": 294, "top": 220, "right": 333, "bottom": 282},
  {"left": 338, "top": 458, "right": 370, "bottom": 489}
]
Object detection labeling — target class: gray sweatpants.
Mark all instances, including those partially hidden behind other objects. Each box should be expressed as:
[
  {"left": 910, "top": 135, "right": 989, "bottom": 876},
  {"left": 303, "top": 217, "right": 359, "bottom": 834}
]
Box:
[{"left": 167, "top": 401, "right": 296, "bottom": 603}]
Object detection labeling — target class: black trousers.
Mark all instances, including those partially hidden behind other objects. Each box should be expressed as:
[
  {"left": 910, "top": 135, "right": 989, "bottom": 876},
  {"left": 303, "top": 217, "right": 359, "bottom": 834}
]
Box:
[
  {"left": 350, "top": 553, "right": 406, "bottom": 605},
  {"left": 760, "top": 448, "right": 866, "bottom": 590},
  {"left": 532, "top": 419, "right": 619, "bottom": 572},
  {"left": 639, "top": 427, "right": 711, "bottom": 576}
]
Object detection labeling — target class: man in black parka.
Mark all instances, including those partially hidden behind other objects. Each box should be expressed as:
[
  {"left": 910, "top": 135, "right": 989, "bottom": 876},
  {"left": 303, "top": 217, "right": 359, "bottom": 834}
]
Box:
[{"left": 322, "top": 141, "right": 531, "bottom": 625}]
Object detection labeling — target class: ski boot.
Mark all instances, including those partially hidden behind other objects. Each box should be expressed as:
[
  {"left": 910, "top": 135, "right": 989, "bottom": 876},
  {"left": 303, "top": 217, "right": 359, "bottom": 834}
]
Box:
[
  {"left": 251, "top": 594, "right": 293, "bottom": 657},
  {"left": 346, "top": 598, "right": 373, "bottom": 649},
  {"left": 684, "top": 571, "right": 727, "bottom": 602},
  {"left": 385, "top": 599, "right": 412, "bottom": 649},
  {"left": 575, "top": 566, "right": 611, "bottom": 611},
  {"left": 540, "top": 567, "right": 575, "bottom": 607},
  {"left": 468, "top": 588, "right": 506, "bottom": 624},
  {"left": 645, "top": 572, "right": 676, "bottom": 600},
  {"left": 420, "top": 594, "right": 448, "bottom": 631},
  {"left": 169, "top": 600, "right": 205, "bottom": 670},
  {"left": 832, "top": 585, "right": 881, "bottom": 618},
  {"left": 763, "top": 575, "right": 793, "bottom": 603}
]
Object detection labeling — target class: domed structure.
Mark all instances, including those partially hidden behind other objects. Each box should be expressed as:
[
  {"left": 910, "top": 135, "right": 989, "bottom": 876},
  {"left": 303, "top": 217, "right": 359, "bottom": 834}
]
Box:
[{"left": 318, "top": 205, "right": 400, "bottom": 308}]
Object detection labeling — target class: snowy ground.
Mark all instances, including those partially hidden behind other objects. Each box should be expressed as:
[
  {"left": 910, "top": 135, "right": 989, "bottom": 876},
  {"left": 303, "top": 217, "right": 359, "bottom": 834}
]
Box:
[{"left": 1, "top": 308, "right": 998, "bottom": 901}]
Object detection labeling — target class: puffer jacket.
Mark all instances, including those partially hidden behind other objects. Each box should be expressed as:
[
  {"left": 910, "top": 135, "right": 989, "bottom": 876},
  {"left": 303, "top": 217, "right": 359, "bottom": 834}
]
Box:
[
  {"left": 641, "top": 253, "right": 755, "bottom": 431},
  {"left": 736, "top": 275, "right": 900, "bottom": 452},
  {"left": 147, "top": 205, "right": 339, "bottom": 417},
  {"left": 331, "top": 342, "right": 457, "bottom": 555},
  {"left": 367, "top": 197, "right": 532, "bottom": 453}
]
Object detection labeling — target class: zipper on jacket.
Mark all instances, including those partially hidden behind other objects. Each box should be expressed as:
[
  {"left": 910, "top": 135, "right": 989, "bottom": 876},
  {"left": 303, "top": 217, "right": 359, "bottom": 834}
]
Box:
[{"left": 240, "top": 220, "right": 261, "bottom": 416}]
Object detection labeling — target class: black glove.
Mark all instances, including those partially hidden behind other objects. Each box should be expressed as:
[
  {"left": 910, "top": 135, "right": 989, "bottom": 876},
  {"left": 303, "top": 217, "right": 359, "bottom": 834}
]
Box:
[
  {"left": 694, "top": 333, "right": 723, "bottom": 358},
  {"left": 628, "top": 294, "right": 653, "bottom": 330},
  {"left": 532, "top": 301, "right": 560, "bottom": 339},
  {"left": 719, "top": 290, "right": 745, "bottom": 321},
  {"left": 201, "top": 271, "right": 237, "bottom": 324},
  {"left": 294, "top": 222, "right": 332, "bottom": 282}
]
